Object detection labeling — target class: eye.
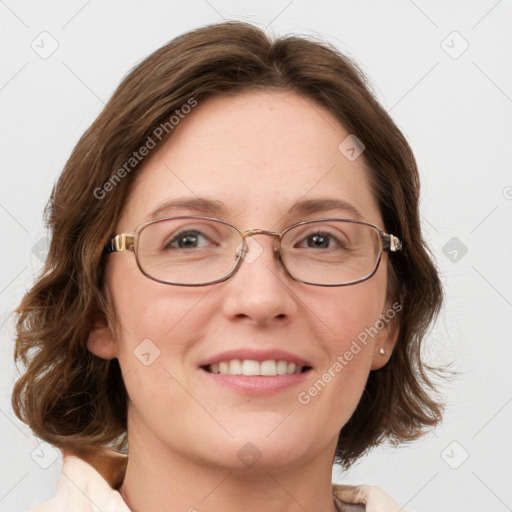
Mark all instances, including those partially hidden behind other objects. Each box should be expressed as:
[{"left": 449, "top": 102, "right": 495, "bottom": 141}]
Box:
[
  {"left": 302, "top": 233, "right": 331, "bottom": 249},
  {"left": 164, "top": 229, "right": 213, "bottom": 249},
  {"left": 297, "top": 231, "right": 347, "bottom": 250}
]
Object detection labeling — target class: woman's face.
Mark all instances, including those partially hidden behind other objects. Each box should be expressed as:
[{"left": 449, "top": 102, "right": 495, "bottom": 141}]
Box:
[{"left": 90, "top": 89, "right": 397, "bottom": 471}]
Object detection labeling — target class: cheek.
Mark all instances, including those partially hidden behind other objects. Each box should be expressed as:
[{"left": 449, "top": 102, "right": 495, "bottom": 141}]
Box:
[
  {"left": 298, "top": 274, "right": 387, "bottom": 420},
  {"left": 107, "top": 273, "right": 205, "bottom": 426},
  {"left": 318, "top": 272, "right": 387, "bottom": 352},
  {"left": 108, "top": 255, "right": 207, "bottom": 348},
  {"left": 104, "top": 269, "right": 201, "bottom": 410}
]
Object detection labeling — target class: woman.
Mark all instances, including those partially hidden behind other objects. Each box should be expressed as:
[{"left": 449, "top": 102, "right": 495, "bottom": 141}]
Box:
[{"left": 13, "top": 20, "right": 443, "bottom": 512}]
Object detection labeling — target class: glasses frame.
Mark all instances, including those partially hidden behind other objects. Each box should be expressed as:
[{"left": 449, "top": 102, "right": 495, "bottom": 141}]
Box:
[{"left": 103, "top": 216, "right": 402, "bottom": 287}]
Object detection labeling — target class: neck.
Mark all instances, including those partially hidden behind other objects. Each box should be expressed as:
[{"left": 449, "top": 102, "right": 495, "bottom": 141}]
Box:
[{"left": 119, "top": 430, "right": 339, "bottom": 512}]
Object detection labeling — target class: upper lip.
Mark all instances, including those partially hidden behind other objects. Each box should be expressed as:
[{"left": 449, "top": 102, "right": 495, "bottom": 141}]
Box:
[{"left": 199, "top": 349, "right": 312, "bottom": 368}]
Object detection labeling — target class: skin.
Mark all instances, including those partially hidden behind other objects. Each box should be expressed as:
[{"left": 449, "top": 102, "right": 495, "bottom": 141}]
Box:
[{"left": 88, "top": 89, "right": 398, "bottom": 512}]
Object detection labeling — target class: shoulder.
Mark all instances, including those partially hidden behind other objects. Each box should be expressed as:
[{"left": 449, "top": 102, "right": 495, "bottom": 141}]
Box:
[
  {"left": 27, "top": 449, "right": 130, "bottom": 512},
  {"left": 332, "top": 483, "right": 417, "bottom": 512}
]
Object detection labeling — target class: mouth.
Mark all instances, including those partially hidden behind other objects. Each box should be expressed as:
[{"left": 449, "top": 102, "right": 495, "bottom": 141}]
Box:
[
  {"left": 198, "top": 349, "right": 314, "bottom": 395},
  {"left": 201, "top": 359, "right": 313, "bottom": 376}
]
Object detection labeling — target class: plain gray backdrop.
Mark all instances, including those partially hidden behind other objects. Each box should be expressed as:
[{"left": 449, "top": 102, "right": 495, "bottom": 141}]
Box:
[{"left": 1, "top": 1, "right": 511, "bottom": 511}]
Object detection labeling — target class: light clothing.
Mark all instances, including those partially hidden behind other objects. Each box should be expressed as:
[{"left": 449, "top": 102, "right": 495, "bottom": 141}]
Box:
[{"left": 28, "top": 449, "right": 413, "bottom": 512}]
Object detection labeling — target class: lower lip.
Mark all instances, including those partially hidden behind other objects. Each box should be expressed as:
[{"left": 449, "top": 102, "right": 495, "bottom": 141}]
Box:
[{"left": 200, "top": 368, "right": 311, "bottom": 396}]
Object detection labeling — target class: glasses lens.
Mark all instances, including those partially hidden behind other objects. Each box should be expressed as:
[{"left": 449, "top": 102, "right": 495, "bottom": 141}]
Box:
[
  {"left": 281, "top": 220, "right": 382, "bottom": 285},
  {"left": 137, "top": 218, "right": 242, "bottom": 285}
]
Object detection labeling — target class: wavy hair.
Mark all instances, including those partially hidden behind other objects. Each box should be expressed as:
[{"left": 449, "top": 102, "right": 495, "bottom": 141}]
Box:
[{"left": 12, "top": 20, "right": 444, "bottom": 468}]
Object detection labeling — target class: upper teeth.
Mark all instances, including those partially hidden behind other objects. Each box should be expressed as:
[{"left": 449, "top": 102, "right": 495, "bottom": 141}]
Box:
[{"left": 208, "top": 360, "right": 303, "bottom": 376}]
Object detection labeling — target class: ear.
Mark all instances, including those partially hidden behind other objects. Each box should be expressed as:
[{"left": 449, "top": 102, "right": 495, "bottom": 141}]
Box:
[
  {"left": 370, "top": 313, "right": 399, "bottom": 371},
  {"left": 87, "top": 315, "right": 118, "bottom": 360}
]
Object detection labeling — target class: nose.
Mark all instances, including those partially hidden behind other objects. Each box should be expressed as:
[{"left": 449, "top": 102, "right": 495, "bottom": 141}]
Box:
[{"left": 220, "top": 235, "right": 298, "bottom": 326}]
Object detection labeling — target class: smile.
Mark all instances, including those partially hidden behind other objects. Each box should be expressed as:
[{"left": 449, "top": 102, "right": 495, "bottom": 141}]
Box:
[{"left": 204, "top": 359, "right": 312, "bottom": 376}]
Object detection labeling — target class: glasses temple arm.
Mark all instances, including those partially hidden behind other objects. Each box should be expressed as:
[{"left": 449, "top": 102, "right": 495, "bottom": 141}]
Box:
[
  {"left": 382, "top": 233, "right": 402, "bottom": 253},
  {"left": 103, "top": 234, "right": 135, "bottom": 254}
]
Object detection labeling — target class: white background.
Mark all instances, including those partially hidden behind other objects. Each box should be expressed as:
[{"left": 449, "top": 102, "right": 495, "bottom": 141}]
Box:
[{"left": 1, "top": 1, "right": 511, "bottom": 511}]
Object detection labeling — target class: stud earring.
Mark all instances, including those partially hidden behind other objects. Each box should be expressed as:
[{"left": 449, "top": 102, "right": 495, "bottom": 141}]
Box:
[{"left": 379, "top": 347, "right": 385, "bottom": 355}]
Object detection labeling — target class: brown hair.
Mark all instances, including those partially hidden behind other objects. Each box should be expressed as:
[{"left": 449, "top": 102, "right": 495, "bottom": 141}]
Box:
[{"left": 12, "top": 20, "right": 443, "bottom": 468}]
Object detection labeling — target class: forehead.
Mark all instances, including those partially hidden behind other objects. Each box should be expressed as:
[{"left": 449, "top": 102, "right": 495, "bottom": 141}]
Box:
[{"left": 119, "top": 89, "right": 382, "bottom": 230}]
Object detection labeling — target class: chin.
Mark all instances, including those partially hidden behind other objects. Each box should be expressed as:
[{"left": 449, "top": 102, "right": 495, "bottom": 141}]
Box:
[{"left": 195, "top": 431, "right": 323, "bottom": 474}]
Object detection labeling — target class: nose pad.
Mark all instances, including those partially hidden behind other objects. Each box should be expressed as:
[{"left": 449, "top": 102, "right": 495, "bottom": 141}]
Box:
[
  {"left": 238, "top": 237, "right": 265, "bottom": 264},
  {"left": 235, "top": 234, "right": 283, "bottom": 270},
  {"left": 273, "top": 246, "right": 282, "bottom": 263},
  {"left": 235, "top": 240, "right": 247, "bottom": 260}
]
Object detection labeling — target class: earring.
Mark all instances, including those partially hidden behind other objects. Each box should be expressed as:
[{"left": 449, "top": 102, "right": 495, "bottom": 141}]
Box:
[{"left": 379, "top": 347, "right": 385, "bottom": 355}]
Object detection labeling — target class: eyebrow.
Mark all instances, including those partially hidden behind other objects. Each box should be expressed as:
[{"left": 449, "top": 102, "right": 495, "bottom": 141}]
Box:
[
  {"left": 148, "top": 197, "right": 229, "bottom": 220},
  {"left": 287, "top": 198, "right": 363, "bottom": 220},
  {"left": 147, "top": 196, "right": 363, "bottom": 222}
]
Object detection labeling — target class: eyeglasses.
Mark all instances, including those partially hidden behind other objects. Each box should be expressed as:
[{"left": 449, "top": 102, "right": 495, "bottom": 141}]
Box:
[{"left": 104, "top": 216, "right": 402, "bottom": 287}]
